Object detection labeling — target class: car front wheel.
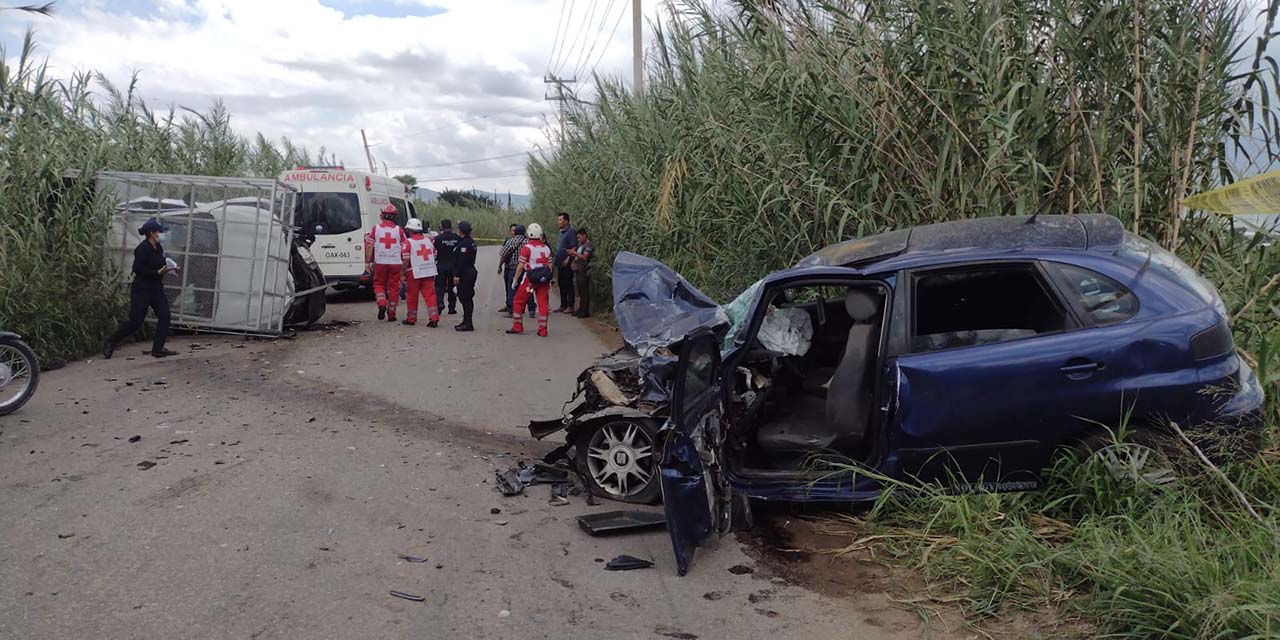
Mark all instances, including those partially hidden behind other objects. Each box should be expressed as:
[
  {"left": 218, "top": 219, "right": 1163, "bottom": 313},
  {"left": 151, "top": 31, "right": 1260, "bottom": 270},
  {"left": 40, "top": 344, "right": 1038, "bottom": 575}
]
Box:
[{"left": 576, "top": 418, "right": 662, "bottom": 504}]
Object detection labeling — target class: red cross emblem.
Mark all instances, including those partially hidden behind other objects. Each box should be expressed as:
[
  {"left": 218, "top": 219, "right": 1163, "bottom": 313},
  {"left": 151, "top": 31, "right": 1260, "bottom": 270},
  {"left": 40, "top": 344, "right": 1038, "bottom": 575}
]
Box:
[
  {"left": 533, "top": 253, "right": 552, "bottom": 267},
  {"left": 379, "top": 231, "right": 397, "bottom": 250},
  {"left": 416, "top": 243, "right": 432, "bottom": 261}
]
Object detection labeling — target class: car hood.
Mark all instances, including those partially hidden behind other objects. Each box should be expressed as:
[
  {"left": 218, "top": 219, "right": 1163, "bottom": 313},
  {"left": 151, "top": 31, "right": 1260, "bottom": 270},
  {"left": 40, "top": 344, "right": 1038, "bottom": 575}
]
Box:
[{"left": 612, "top": 252, "right": 729, "bottom": 354}]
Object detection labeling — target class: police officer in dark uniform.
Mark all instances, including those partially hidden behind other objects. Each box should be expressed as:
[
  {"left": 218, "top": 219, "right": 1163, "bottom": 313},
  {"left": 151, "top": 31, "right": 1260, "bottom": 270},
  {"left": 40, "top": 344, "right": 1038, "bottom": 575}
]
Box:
[
  {"left": 433, "top": 219, "right": 460, "bottom": 314},
  {"left": 102, "top": 217, "right": 178, "bottom": 359},
  {"left": 453, "top": 220, "right": 479, "bottom": 332}
]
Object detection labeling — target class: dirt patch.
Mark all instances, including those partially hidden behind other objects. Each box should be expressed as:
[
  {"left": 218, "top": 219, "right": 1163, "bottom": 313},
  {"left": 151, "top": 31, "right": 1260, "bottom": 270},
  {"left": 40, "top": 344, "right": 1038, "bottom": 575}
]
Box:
[
  {"left": 582, "top": 314, "right": 625, "bottom": 351},
  {"left": 737, "top": 506, "right": 1069, "bottom": 638}
]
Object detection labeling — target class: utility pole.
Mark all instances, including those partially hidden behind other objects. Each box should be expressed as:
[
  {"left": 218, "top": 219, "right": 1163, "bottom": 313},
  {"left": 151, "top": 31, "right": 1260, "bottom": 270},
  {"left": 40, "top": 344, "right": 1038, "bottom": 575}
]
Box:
[
  {"left": 360, "top": 128, "right": 376, "bottom": 174},
  {"left": 544, "top": 75, "right": 577, "bottom": 142},
  {"left": 633, "top": 0, "right": 643, "bottom": 95}
]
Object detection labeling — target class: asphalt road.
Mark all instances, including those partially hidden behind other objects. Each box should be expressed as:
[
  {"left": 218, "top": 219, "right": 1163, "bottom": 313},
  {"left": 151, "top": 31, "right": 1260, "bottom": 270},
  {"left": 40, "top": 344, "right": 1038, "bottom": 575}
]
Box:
[{"left": 0, "top": 246, "right": 972, "bottom": 639}]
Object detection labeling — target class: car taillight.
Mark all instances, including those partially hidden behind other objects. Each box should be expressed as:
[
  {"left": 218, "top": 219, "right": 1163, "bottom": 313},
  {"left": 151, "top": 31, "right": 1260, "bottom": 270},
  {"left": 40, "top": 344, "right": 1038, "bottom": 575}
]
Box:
[
  {"left": 365, "top": 177, "right": 372, "bottom": 191},
  {"left": 1191, "top": 319, "right": 1234, "bottom": 360}
]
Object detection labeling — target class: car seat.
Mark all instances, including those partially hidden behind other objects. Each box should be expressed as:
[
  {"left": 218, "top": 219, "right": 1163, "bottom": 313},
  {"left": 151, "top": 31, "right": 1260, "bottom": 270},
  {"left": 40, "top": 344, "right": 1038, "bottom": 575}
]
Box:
[{"left": 756, "top": 288, "right": 878, "bottom": 453}]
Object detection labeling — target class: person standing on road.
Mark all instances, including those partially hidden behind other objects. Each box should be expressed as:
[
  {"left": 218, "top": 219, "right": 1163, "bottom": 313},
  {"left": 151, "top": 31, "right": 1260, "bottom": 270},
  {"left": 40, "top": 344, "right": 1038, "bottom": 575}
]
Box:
[
  {"left": 497, "top": 223, "right": 519, "bottom": 314},
  {"left": 568, "top": 227, "right": 593, "bottom": 318},
  {"left": 102, "top": 217, "right": 178, "bottom": 359},
  {"left": 402, "top": 218, "right": 440, "bottom": 328},
  {"left": 508, "top": 222, "right": 554, "bottom": 337},
  {"left": 453, "top": 220, "right": 479, "bottom": 332},
  {"left": 365, "top": 204, "right": 408, "bottom": 322},
  {"left": 554, "top": 212, "right": 577, "bottom": 314},
  {"left": 434, "top": 219, "right": 460, "bottom": 315}
]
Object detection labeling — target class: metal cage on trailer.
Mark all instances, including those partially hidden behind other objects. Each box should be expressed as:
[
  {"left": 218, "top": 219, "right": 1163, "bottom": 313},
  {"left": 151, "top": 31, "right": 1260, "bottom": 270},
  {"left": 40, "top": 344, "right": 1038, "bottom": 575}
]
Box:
[{"left": 96, "top": 171, "right": 327, "bottom": 336}]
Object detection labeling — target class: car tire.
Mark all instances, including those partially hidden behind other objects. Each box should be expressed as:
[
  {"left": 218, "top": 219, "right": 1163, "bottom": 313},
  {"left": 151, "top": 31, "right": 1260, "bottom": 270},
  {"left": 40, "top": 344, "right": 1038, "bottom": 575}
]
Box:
[
  {"left": 576, "top": 418, "right": 663, "bottom": 504},
  {"left": 1073, "top": 427, "right": 1183, "bottom": 486}
]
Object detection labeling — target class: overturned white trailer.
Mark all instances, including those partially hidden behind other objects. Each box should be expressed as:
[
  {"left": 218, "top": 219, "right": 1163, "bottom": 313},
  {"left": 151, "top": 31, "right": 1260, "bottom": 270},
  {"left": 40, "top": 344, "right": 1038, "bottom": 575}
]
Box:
[{"left": 98, "top": 171, "right": 326, "bottom": 335}]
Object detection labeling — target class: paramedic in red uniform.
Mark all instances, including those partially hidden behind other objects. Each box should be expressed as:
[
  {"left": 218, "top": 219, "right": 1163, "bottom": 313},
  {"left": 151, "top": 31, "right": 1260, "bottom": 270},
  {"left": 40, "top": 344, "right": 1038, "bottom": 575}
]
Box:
[
  {"left": 402, "top": 218, "right": 440, "bottom": 327},
  {"left": 507, "top": 222, "right": 554, "bottom": 337},
  {"left": 364, "top": 204, "right": 408, "bottom": 321}
]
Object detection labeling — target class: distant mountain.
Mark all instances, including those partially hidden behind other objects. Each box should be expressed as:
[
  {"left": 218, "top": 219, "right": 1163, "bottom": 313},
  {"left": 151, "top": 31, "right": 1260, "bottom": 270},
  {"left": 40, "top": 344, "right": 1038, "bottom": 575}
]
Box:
[{"left": 410, "top": 186, "right": 531, "bottom": 210}]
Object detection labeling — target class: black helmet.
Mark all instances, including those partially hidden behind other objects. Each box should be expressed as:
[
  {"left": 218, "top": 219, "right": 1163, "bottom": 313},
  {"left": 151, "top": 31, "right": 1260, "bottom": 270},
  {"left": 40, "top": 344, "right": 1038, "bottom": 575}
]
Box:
[{"left": 440, "top": 219, "right": 452, "bottom": 230}]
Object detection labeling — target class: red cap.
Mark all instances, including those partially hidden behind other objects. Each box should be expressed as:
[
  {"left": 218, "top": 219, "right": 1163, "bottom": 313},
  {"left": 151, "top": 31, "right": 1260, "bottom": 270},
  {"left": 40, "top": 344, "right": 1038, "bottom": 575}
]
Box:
[{"left": 381, "top": 204, "right": 398, "bottom": 218}]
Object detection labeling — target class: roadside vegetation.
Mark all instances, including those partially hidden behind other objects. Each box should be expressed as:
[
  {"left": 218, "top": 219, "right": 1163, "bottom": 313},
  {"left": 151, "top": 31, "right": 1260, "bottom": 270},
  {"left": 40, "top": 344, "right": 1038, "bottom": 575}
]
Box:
[
  {"left": 410, "top": 198, "right": 550, "bottom": 242},
  {"left": 528, "top": 0, "right": 1280, "bottom": 636},
  {"left": 0, "top": 35, "right": 337, "bottom": 362}
]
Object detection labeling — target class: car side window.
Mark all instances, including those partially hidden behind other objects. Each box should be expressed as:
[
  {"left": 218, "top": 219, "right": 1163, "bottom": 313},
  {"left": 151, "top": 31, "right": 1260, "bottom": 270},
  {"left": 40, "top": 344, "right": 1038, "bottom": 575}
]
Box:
[
  {"left": 910, "top": 264, "right": 1073, "bottom": 353},
  {"left": 681, "top": 337, "right": 718, "bottom": 399},
  {"left": 1045, "top": 263, "right": 1138, "bottom": 326}
]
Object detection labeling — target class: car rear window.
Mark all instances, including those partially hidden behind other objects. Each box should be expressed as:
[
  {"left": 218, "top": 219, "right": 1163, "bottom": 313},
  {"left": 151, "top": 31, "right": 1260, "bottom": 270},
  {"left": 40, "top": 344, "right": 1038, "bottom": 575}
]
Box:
[
  {"left": 1044, "top": 263, "right": 1138, "bottom": 325},
  {"left": 297, "top": 193, "right": 361, "bottom": 235},
  {"left": 1120, "top": 233, "right": 1219, "bottom": 306}
]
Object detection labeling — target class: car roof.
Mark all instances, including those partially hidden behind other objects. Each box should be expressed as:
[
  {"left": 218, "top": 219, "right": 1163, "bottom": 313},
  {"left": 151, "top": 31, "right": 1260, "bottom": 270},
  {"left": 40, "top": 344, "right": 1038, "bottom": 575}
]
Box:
[{"left": 796, "top": 214, "right": 1126, "bottom": 268}]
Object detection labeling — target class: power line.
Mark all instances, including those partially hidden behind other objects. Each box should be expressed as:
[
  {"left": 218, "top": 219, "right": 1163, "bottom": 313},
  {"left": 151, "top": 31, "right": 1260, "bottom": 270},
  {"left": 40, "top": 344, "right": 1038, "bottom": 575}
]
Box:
[
  {"left": 368, "top": 103, "right": 548, "bottom": 146},
  {"left": 388, "top": 149, "right": 540, "bottom": 172},
  {"left": 555, "top": 0, "right": 599, "bottom": 76},
  {"left": 417, "top": 170, "right": 528, "bottom": 183},
  {"left": 573, "top": 0, "right": 623, "bottom": 80},
  {"left": 579, "top": 0, "right": 630, "bottom": 81},
  {"left": 550, "top": 0, "right": 578, "bottom": 74},
  {"left": 545, "top": 0, "right": 571, "bottom": 75}
]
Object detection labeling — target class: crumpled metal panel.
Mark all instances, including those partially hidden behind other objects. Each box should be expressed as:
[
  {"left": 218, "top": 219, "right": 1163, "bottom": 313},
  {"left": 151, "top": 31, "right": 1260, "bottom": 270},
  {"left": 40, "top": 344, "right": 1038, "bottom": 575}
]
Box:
[{"left": 611, "top": 252, "right": 728, "bottom": 355}]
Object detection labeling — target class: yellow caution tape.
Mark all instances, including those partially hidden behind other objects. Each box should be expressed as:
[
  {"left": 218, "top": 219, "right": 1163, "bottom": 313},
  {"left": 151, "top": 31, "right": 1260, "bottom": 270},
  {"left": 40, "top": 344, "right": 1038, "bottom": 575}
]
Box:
[{"left": 1183, "top": 168, "right": 1280, "bottom": 214}]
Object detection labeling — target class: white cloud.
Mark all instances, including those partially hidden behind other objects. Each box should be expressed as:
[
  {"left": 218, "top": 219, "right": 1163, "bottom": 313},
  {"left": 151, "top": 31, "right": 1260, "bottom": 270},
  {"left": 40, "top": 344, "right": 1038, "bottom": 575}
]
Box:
[{"left": 2, "top": 0, "right": 667, "bottom": 193}]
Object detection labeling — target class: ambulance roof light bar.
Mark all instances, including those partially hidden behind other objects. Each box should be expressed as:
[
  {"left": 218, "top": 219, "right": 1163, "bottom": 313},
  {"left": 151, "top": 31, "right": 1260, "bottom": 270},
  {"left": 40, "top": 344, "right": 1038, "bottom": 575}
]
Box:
[{"left": 294, "top": 165, "right": 345, "bottom": 171}]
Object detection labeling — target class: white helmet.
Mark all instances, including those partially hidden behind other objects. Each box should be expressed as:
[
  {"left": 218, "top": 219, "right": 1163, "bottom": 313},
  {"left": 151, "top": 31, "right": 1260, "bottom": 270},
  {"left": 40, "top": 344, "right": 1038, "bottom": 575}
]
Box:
[
  {"left": 405, "top": 218, "right": 423, "bottom": 232},
  {"left": 527, "top": 222, "right": 544, "bottom": 239}
]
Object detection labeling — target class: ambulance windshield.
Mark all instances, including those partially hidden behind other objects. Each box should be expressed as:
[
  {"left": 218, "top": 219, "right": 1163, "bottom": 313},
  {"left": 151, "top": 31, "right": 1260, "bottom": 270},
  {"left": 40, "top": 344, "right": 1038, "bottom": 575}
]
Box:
[{"left": 297, "top": 193, "right": 360, "bottom": 235}]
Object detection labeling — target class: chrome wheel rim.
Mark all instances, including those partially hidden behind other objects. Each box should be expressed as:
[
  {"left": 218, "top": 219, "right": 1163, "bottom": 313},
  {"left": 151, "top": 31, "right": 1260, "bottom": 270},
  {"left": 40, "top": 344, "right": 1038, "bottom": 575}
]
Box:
[
  {"left": 586, "top": 421, "right": 655, "bottom": 498},
  {"left": 0, "top": 344, "right": 34, "bottom": 411},
  {"left": 1094, "top": 442, "right": 1176, "bottom": 485}
]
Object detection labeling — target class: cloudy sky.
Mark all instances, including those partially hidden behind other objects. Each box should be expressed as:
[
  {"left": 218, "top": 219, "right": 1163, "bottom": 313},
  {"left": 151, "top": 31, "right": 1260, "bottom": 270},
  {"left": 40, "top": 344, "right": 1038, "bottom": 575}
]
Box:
[{"left": 0, "top": 0, "right": 669, "bottom": 194}]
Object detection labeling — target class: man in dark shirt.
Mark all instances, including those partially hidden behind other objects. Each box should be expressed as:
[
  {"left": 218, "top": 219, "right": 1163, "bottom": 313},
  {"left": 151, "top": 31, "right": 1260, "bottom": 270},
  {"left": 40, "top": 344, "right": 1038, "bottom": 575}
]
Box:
[
  {"left": 554, "top": 212, "right": 576, "bottom": 313},
  {"left": 103, "top": 217, "right": 177, "bottom": 359},
  {"left": 433, "top": 219, "right": 461, "bottom": 314},
  {"left": 568, "top": 227, "right": 593, "bottom": 318},
  {"left": 453, "top": 221, "right": 479, "bottom": 332},
  {"left": 497, "top": 223, "right": 518, "bottom": 313}
]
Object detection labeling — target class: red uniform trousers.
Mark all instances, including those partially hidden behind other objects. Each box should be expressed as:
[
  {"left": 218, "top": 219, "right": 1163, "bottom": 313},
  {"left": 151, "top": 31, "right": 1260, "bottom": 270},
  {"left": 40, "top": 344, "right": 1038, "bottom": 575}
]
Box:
[
  {"left": 372, "top": 263, "right": 402, "bottom": 317},
  {"left": 405, "top": 275, "right": 438, "bottom": 324},
  {"left": 511, "top": 279, "right": 551, "bottom": 336}
]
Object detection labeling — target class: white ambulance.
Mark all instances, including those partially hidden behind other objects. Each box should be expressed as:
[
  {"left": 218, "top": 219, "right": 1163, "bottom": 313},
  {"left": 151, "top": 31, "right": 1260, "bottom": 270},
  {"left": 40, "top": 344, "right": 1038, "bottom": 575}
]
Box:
[{"left": 280, "top": 166, "right": 418, "bottom": 290}]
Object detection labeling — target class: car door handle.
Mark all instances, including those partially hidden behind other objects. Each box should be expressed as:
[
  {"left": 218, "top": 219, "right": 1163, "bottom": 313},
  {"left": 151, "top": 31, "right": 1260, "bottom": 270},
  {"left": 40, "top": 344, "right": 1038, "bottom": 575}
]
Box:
[{"left": 1060, "top": 359, "right": 1103, "bottom": 379}]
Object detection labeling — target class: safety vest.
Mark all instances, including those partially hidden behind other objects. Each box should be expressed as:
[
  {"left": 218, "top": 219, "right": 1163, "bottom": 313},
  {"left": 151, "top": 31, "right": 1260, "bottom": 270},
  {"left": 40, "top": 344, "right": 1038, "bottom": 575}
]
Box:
[
  {"left": 370, "top": 222, "right": 405, "bottom": 265},
  {"left": 522, "top": 241, "right": 553, "bottom": 272},
  {"left": 406, "top": 234, "right": 437, "bottom": 279}
]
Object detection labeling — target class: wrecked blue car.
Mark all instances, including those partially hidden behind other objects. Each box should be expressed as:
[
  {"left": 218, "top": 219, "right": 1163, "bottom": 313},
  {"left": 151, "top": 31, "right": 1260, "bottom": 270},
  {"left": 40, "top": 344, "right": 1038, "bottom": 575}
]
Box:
[{"left": 530, "top": 214, "right": 1266, "bottom": 574}]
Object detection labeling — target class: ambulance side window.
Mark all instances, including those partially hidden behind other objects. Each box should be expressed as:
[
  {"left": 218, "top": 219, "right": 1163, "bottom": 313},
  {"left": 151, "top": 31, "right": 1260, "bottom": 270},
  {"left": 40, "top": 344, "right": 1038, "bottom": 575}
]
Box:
[{"left": 390, "top": 197, "right": 410, "bottom": 228}]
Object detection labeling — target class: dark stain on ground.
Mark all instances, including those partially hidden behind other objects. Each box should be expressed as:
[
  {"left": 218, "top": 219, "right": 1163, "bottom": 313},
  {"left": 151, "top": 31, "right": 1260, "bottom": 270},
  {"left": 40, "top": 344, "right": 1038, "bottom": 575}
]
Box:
[
  {"left": 727, "top": 564, "right": 754, "bottom": 575},
  {"left": 754, "top": 608, "right": 781, "bottom": 619},
  {"left": 701, "top": 591, "right": 723, "bottom": 601},
  {"left": 653, "top": 627, "right": 698, "bottom": 640}
]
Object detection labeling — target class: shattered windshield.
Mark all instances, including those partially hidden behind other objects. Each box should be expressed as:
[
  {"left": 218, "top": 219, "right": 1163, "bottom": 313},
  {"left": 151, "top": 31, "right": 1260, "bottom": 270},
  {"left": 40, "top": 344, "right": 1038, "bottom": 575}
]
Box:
[{"left": 721, "top": 280, "right": 764, "bottom": 352}]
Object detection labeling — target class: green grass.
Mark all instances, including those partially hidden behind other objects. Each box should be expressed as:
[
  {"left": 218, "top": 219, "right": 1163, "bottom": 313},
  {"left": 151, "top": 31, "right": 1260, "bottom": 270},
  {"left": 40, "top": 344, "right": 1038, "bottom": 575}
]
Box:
[{"left": 410, "top": 200, "right": 552, "bottom": 243}]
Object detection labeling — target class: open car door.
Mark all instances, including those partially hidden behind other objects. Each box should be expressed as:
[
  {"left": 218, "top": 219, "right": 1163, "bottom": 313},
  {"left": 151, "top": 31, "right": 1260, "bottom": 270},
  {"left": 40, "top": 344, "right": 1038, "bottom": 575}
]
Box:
[{"left": 659, "top": 328, "right": 732, "bottom": 576}]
